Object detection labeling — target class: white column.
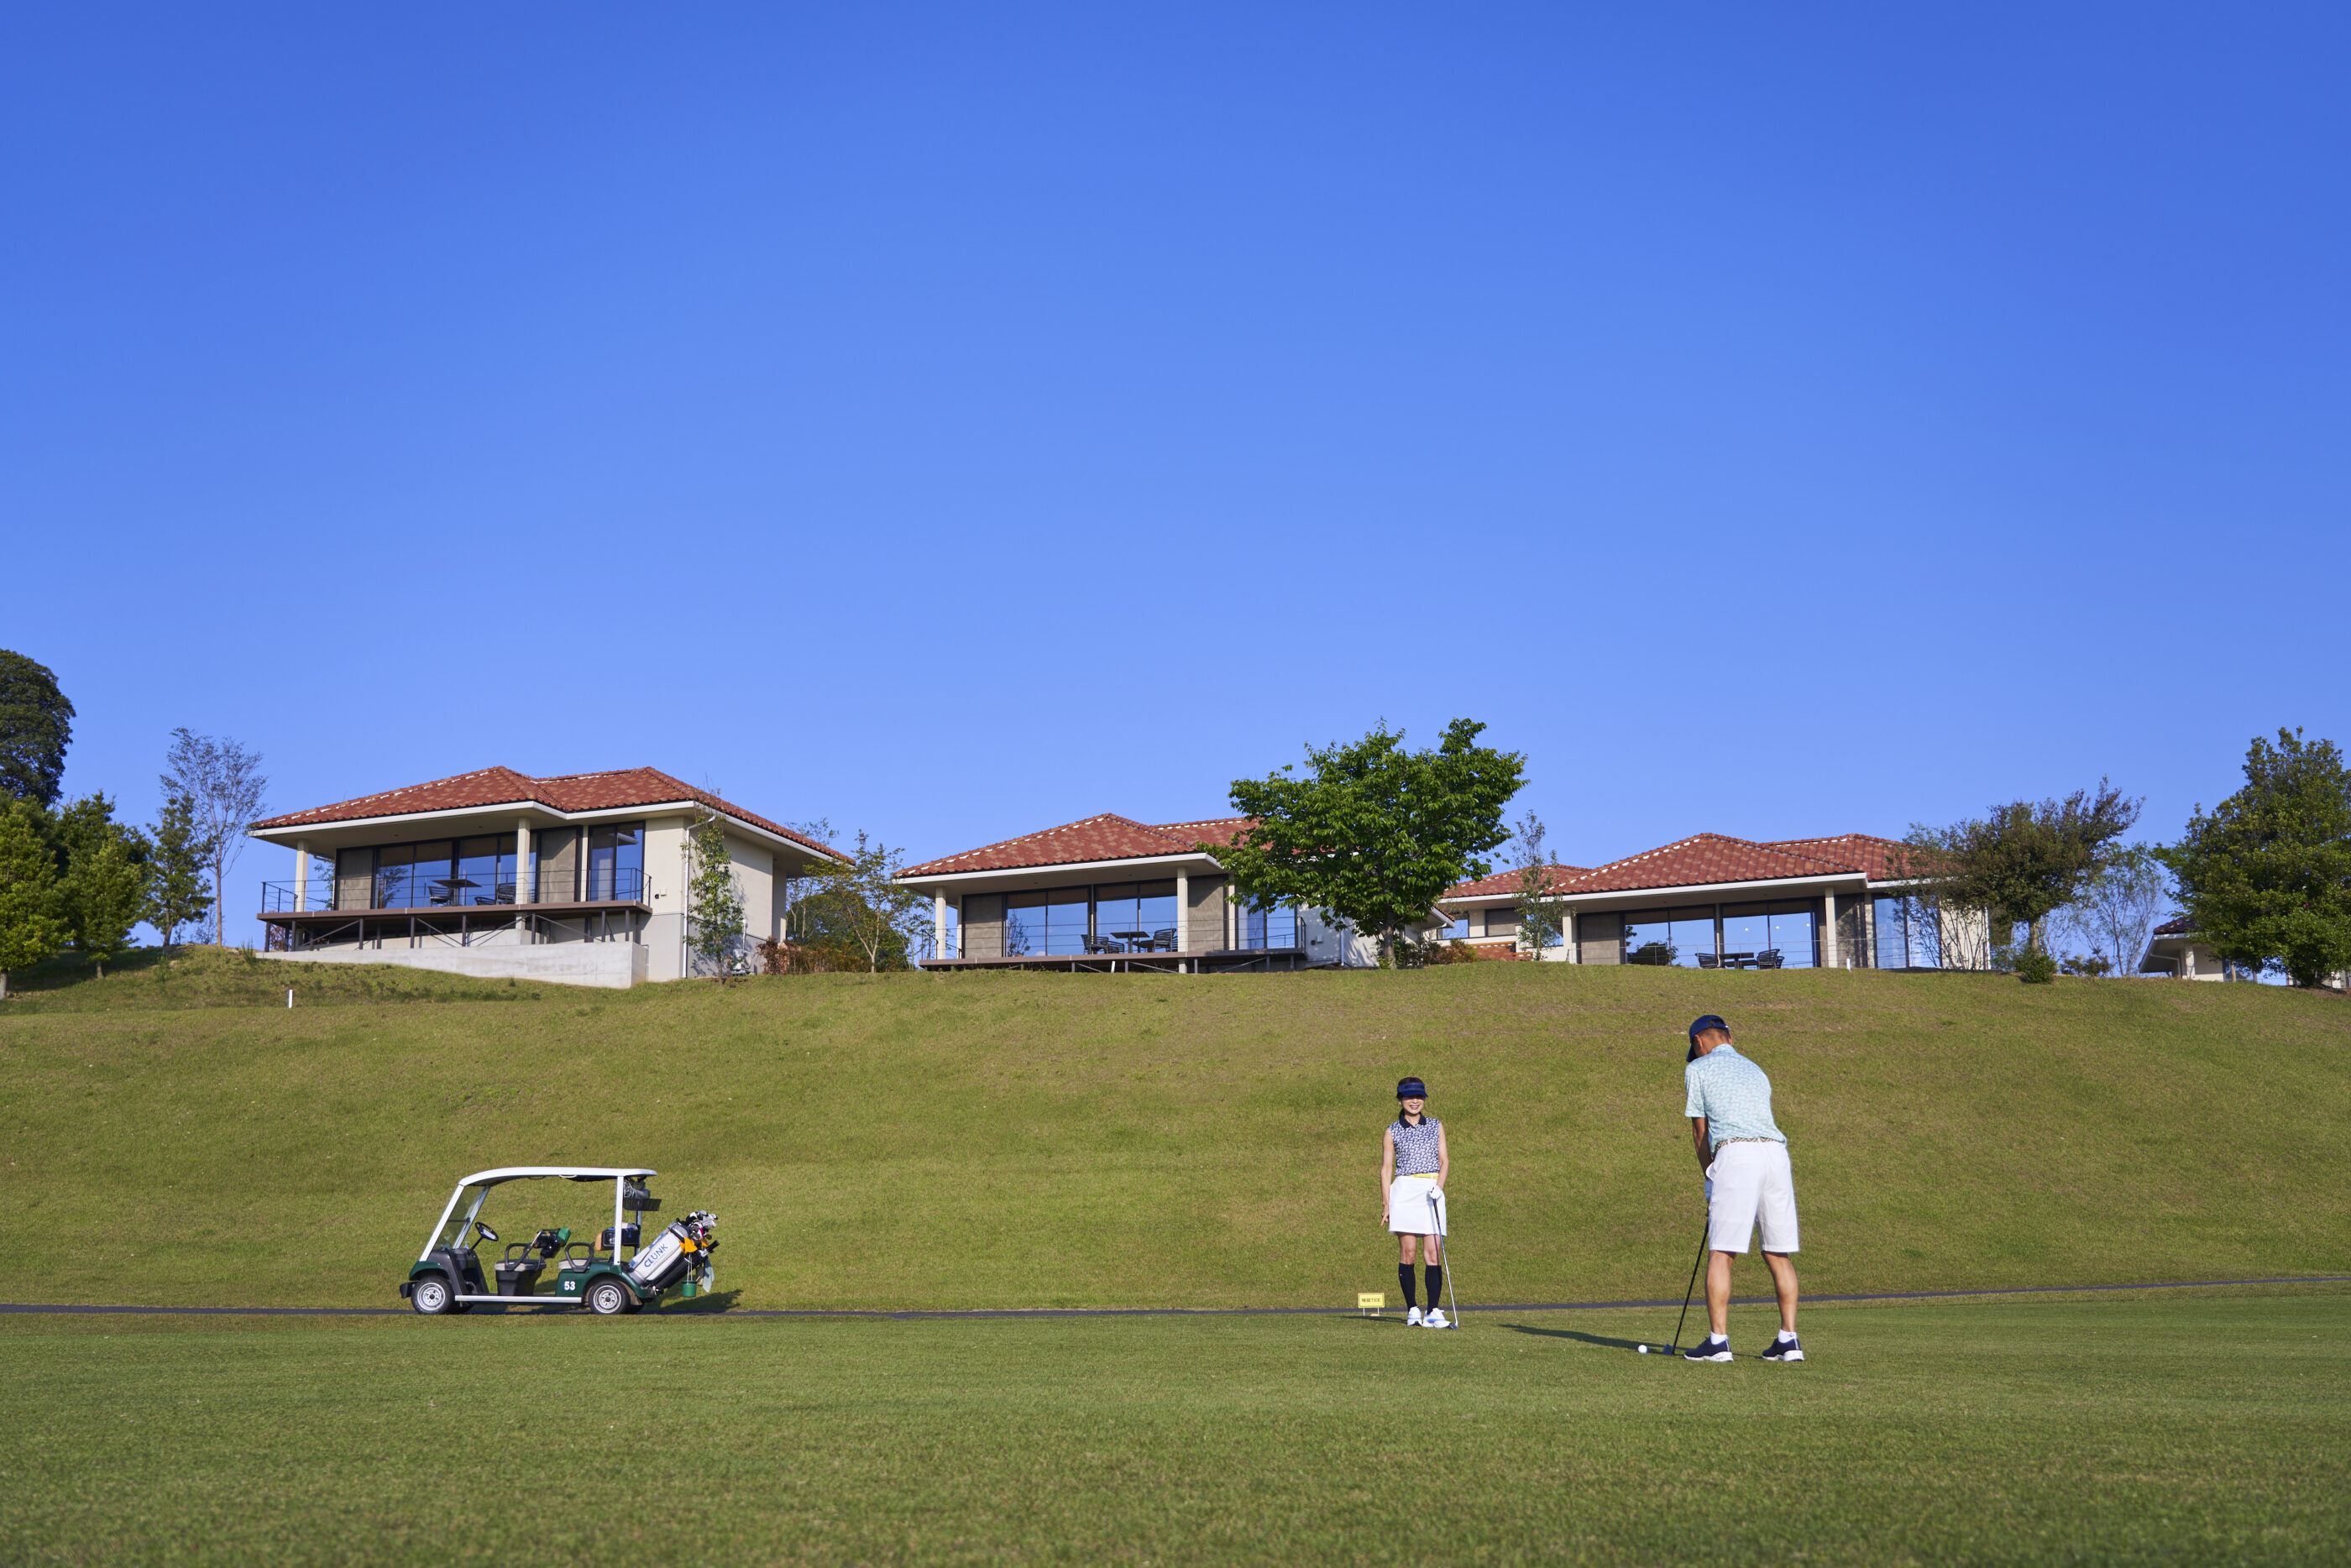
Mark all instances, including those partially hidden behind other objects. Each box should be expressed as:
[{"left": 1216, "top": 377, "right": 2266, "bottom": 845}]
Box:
[
  {"left": 1174, "top": 870, "right": 1189, "bottom": 953},
  {"left": 1823, "top": 890, "right": 1840, "bottom": 969},
  {"left": 293, "top": 840, "right": 310, "bottom": 910},
  {"left": 517, "top": 818, "right": 534, "bottom": 938},
  {"left": 934, "top": 891, "right": 947, "bottom": 962}
]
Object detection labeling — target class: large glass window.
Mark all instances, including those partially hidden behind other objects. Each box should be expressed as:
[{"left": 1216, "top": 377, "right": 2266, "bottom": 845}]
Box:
[
  {"left": 411, "top": 843, "right": 457, "bottom": 905},
  {"left": 1243, "top": 902, "right": 1299, "bottom": 949},
  {"left": 373, "top": 844, "right": 415, "bottom": 908},
  {"left": 1768, "top": 904, "right": 1816, "bottom": 967},
  {"left": 1097, "top": 882, "right": 1180, "bottom": 950},
  {"left": 1006, "top": 892, "right": 1045, "bottom": 955},
  {"left": 454, "top": 837, "right": 518, "bottom": 906},
  {"left": 1720, "top": 907, "right": 1771, "bottom": 962},
  {"left": 586, "top": 823, "right": 644, "bottom": 901},
  {"left": 1874, "top": 896, "right": 1940, "bottom": 969},
  {"left": 1623, "top": 907, "right": 1716, "bottom": 967}
]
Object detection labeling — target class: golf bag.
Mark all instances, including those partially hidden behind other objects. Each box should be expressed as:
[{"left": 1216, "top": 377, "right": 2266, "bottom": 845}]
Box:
[{"left": 626, "top": 1210, "right": 720, "bottom": 1294}]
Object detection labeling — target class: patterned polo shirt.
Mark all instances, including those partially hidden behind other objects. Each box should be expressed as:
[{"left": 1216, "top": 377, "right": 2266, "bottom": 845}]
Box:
[
  {"left": 1683, "top": 1044, "right": 1785, "bottom": 1147},
  {"left": 1390, "top": 1116, "right": 1443, "bottom": 1176}
]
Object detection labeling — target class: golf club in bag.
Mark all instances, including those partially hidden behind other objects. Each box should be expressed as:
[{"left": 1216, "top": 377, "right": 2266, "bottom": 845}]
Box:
[{"left": 1427, "top": 1189, "right": 1462, "bottom": 1328}]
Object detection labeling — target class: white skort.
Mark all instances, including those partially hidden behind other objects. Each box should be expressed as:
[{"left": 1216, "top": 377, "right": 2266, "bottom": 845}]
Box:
[
  {"left": 1388, "top": 1174, "right": 1448, "bottom": 1236},
  {"left": 1707, "top": 1139, "right": 1799, "bottom": 1255}
]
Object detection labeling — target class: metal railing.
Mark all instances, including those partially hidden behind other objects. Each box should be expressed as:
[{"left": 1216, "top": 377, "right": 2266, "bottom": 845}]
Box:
[{"left": 260, "top": 867, "right": 647, "bottom": 914}]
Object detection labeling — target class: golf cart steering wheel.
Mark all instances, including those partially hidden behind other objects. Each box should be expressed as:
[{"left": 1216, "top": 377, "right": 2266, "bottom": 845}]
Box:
[{"left": 474, "top": 1221, "right": 500, "bottom": 1243}]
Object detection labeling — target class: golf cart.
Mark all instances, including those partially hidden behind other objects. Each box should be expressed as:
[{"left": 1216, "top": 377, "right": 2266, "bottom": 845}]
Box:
[{"left": 401, "top": 1166, "right": 718, "bottom": 1316}]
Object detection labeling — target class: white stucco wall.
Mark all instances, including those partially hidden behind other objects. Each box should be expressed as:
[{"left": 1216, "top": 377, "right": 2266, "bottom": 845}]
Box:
[{"left": 256, "top": 942, "right": 648, "bottom": 989}]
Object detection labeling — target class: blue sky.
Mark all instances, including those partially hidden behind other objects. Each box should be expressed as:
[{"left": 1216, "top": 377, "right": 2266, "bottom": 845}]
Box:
[{"left": 4, "top": 3, "right": 2346, "bottom": 941}]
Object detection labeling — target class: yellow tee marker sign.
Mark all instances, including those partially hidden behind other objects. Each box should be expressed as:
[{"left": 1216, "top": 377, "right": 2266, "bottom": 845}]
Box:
[{"left": 1357, "top": 1292, "right": 1386, "bottom": 1316}]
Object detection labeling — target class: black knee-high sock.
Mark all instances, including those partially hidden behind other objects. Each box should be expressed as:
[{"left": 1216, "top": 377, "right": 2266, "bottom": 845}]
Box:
[
  {"left": 1397, "top": 1263, "right": 1417, "bottom": 1309},
  {"left": 1424, "top": 1262, "right": 1444, "bottom": 1306}
]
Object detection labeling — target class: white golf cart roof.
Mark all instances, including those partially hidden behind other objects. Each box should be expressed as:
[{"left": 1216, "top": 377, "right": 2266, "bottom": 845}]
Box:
[{"left": 457, "top": 1166, "right": 656, "bottom": 1187}]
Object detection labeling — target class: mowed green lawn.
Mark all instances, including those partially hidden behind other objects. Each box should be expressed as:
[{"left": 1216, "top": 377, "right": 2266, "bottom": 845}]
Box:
[
  {"left": 1, "top": 958, "right": 2344, "bottom": 1310},
  {"left": 3, "top": 1289, "right": 2345, "bottom": 1565}
]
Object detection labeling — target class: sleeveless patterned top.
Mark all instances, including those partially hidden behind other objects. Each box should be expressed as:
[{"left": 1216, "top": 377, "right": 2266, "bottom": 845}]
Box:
[{"left": 1391, "top": 1116, "right": 1443, "bottom": 1177}]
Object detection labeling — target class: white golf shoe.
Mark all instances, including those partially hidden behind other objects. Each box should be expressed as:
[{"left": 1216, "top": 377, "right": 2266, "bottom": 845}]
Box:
[
  {"left": 1406, "top": 1307, "right": 1423, "bottom": 1327},
  {"left": 1424, "top": 1308, "right": 1450, "bottom": 1329}
]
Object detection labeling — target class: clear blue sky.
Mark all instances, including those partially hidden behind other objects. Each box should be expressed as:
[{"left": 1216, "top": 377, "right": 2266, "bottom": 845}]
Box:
[{"left": 5, "top": 4, "right": 2345, "bottom": 940}]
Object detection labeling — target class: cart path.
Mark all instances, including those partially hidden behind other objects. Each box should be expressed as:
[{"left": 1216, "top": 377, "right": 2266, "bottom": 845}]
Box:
[{"left": 3, "top": 1275, "right": 2343, "bottom": 1319}]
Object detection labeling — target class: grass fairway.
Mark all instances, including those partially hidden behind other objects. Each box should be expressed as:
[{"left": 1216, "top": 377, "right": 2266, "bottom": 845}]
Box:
[
  {"left": 3, "top": 1289, "right": 2345, "bottom": 1564},
  {"left": 3, "top": 962, "right": 2347, "bottom": 1309}
]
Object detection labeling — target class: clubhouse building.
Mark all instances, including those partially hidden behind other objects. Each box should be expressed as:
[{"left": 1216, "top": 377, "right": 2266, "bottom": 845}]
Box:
[
  {"left": 893, "top": 813, "right": 1385, "bottom": 971},
  {"left": 249, "top": 766, "right": 846, "bottom": 988},
  {"left": 1440, "top": 832, "right": 1980, "bottom": 969}
]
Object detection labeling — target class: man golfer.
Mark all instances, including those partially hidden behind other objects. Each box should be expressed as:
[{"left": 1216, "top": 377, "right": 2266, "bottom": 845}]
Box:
[
  {"left": 1682, "top": 1014, "right": 1803, "bottom": 1362},
  {"left": 1380, "top": 1076, "right": 1451, "bottom": 1328}
]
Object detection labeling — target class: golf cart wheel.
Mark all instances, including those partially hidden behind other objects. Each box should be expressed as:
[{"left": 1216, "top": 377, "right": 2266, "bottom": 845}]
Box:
[
  {"left": 408, "top": 1275, "right": 454, "bottom": 1315},
  {"left": 586, "top": 1278, "right": 634, "bottom": 1317}
]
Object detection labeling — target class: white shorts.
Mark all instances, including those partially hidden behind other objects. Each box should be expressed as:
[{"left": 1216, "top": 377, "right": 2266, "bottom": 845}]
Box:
[
  {"left": 1707, "top": 1140, "right": 1799, "bottom": 1255},
  {"left": 1388, "top": 1175, "right": 1448, "bottom": 1236}
]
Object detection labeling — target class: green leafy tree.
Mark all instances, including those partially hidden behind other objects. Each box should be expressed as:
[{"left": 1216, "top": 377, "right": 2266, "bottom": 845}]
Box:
[
  {"left": 2160, "top": 728, "right": 2351, "bottom": 990},
  {"left": 1902, "top": 781, "right": 2140, "bottom": 960},
  {"left": 802, "top": 831, "right": 924, "bottom": 973},
  {"left": 1510, "top": 811, "right": 1570, "bottom": 954},
  {"left": 161, "top": 728, "right": 267, "bottom": 946},
  {"left": 0, "top": 804, "right": 65, "bottom": 998},
  {"left": 52, "top": 793, "right": 151, "bottom": 976},
  {"left": 686, "top": 807, "right": 748, "bottom": 983},
  {"left": 1214, "top": 719, "right": 1526, "bottom": 960},
  {"left": 0, "top": 651, "right": 75, "bottom": 809},
  {"left": 144, "top": 789, "right": 215, "bottom": 949}
]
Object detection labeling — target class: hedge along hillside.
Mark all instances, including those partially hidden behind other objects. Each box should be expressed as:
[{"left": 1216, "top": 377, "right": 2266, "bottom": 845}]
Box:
[{"left": 0, "top": 964, "right": 2343, "bottom": 1310}]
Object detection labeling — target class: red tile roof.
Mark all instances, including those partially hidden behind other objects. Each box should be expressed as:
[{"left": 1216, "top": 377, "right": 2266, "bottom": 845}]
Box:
[
  {"left": 2152, "top": 915, "right": 2195, "bottom": 936},
  {"left": 1442, "top": 865, "right": 1592, "bottom": 900},
  {"left": 901, "top": 813, "right": 1253, "bottom": 877},
  {"left": 1763, "top": 834, "right": 1912, "bottom": 881},
  {"left": 1553, "top": 833, "right": 1865, "bottom": 896},
  {"left": 252, "top": 766, "right": 846, "bottom": 861}
]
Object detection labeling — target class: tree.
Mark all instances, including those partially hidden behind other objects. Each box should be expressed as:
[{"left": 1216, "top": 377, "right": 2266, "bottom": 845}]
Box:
[
  {"left": 0, "top": 804, "right": 65, "bottom": 999},
  {"left": 51, "top": 793, "right": 151, "bottom": 977},
  {"left": 1214, "top": 719, "right": 1526, "bottom": 961},
  {"left": 799, "top": 831, "right": 926, "bottom": 974},
  {"left": 144, "top": 790, "right": 215, "bottom": 949},
  {"left": 161, "top": 729, "right": 267, "bottom": 946},
  {"left": 684, "top": 807, "right": 748, "bottom": 983},
  {"left": 0, "top": 651, "right": 75, "bottom": 808},
  {"left": 1903, "top": 781, "right": 2141, "bottom": 958},
  {"left": 2160, "top": 728, "right": 2351, "bottom": 990},
  {"left": 1510, "top": 811, "right": 1570, "bottom": 954},
  {"left": 2058, "top": 843, "right": 2170, "bottom": 980}
]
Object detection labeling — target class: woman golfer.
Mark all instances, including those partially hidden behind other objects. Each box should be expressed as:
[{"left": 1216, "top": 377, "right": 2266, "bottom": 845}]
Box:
[{"left": 1380, "top": 1076, "right": 1452, "bottom": 1327}]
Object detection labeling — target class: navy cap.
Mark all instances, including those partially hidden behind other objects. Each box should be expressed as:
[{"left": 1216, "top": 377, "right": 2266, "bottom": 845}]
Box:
[
  {"left": 1687, "top": 1014, "right": 1730, "bottom": 1064},
  {"left": 1395, "top": 1076, "right": 1429, "bottom": 1100}
]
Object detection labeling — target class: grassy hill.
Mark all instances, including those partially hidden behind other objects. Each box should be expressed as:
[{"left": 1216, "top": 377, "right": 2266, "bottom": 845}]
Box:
[{"left": 0, "top": 961, "right": 2343, "bottom": 1310}]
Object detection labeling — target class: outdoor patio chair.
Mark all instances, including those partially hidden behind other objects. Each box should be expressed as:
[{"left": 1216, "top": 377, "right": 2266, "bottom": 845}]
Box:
[
  {"left": 1697, "top": 953, "right": 1720, "bottom": 969},
  {"left": 1150, "top": 928, "right": 1177, "bottom": 952},
  {"left": 1757, "top": 949, "right": 1785, "bottom": 969},
  {"left": 1081, "top": 934, "right": 1122, "bottom": 954}
]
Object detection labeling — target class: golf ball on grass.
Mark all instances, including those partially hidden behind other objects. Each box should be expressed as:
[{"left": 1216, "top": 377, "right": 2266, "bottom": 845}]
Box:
[{"left": 1637, "top": 1344, "right": 1649, "bottom": 1354}]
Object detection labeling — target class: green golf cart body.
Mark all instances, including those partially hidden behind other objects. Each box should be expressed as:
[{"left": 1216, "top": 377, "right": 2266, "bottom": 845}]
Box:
[{"left": 400, "top": 1165, "right": 713, "bottom": 1316}]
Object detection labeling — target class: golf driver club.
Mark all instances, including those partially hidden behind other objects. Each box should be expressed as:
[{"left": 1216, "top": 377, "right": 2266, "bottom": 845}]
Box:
[
  {"left": 1427, "top": 1189, "right": 1463, "bottom": 1328},
  {"left": 1663, "top": 1220, "right": 1709, "bottom": 1356}
]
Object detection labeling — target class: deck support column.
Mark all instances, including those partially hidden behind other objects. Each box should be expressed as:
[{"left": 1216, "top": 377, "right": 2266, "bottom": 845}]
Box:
[
  {"left": 934, "top": 891, "right": 947, "bottom": 963},
  {"left": 1824, "top": 889, "right": 1840, "bottom": 969},
  {"left": 1174, "top": 870, "right": 1188, "bottom": 956},
  {"left": 517, "top": 817, "right": 534, "bottom": 942},
  {"left": 293, "top": 840, "right": 310, "bottom": 911}
]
